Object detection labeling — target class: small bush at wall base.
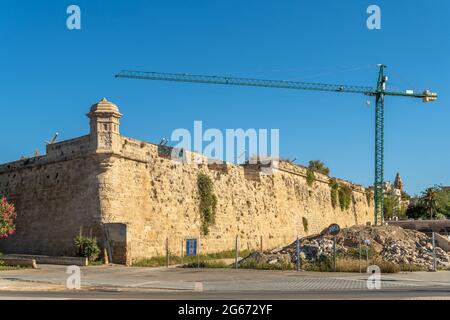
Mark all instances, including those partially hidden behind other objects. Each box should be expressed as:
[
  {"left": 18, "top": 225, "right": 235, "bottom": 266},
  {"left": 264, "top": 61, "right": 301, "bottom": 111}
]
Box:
[
  {"left": 74, "top": 236, "right": 100, "bottom": 262},
  {"left": 183, "top": 261, "right": 230, "bottom": 268}
]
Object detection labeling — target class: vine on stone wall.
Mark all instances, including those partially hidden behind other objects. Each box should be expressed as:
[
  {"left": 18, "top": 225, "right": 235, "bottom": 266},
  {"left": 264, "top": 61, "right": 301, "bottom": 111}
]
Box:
[
  {"left": 338, "top": 183, "right": 352, "bottom": 211},
  {"left": 306, "top": 169, "right": 315, "bottom": 187},
  {"left": 329, "top": 178, "right": 339, "bottom": 209},
  {"left": 197, "top": 173, "right": 218, "bottom": 235},
  {"left": 366, "top": 189, "right": 373, "bottom": 206},
  {"left": 302, "top": 217, "right": 309, "bottom": 233}
]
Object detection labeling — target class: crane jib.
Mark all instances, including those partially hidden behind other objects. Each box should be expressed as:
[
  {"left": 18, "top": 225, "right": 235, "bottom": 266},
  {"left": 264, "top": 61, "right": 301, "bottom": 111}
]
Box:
[
  {"left": 116, "top": 70, "right": 376, "bottom": 95},
  {"left": 115, "top": 70, "right": 435, "bottom": 100},
  {"left": 115, "top": 67, "right": 437, "bottom": 226}
]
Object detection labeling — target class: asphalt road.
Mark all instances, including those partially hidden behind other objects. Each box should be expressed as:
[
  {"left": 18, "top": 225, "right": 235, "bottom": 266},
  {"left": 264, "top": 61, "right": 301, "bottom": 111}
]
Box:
[
  {"left": 0, "top": 287, "right": 449, "bottom": 300},
  {"left": 0, "top": 265, "right": 448, "bottom": 300}
]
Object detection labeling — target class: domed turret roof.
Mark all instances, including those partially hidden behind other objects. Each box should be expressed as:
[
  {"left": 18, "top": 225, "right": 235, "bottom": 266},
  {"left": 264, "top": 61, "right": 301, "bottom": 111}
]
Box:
[{"left": 88, "top": 98, "right": 121, "bottom": 115}]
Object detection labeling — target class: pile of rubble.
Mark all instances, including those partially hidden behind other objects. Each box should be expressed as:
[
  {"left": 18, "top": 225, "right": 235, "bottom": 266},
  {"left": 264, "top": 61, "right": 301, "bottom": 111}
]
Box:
[{"left": 239, "top": 225, "right": 450, "bottom": 271}]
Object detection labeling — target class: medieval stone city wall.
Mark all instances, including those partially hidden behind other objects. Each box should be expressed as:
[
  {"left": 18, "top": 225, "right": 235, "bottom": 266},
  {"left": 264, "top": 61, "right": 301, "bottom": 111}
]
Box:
[
  {"left": 102, "top": 136, "right": 374, "bottom": 262},
  {"left": 0, "top": 99, "right": 374, "bottom": 264},
  {"left": 0, "top": 136, "right": 102, "bottom": 256}
]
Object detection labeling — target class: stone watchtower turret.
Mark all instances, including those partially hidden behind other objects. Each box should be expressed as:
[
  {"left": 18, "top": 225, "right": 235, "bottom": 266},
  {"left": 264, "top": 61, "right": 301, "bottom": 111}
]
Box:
[{"left": 87, "top": 98, "right": 122, "bottom": 153}]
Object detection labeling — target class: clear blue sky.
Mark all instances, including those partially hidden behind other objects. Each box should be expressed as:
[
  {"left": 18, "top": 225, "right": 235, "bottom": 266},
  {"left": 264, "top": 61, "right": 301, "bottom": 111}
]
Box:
[{"left": 1, "top": 0, "right": 449, "bottom": 195}]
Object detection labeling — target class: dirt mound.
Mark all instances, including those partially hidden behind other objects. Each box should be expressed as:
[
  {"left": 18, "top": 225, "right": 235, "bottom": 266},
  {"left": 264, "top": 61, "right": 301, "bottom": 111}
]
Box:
[{"left": 239, "top": 225, "right": 450, "bottom": 271}]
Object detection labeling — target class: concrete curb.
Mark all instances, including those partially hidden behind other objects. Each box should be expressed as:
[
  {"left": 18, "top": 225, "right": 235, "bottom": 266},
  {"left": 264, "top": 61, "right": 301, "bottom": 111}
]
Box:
[
  {"left": 0, "top": 257, "right": 38, "bottom": 269},
  {"left": 2, "top": 254, "right": 88, "bottom": 266}
]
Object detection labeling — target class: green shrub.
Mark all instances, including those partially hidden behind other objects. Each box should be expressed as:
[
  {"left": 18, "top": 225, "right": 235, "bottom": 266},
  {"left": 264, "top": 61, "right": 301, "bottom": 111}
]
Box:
[
  {"left": 308, "top": 160, "right": 330, "bottom": 176},
  {"left": 306, "top": 169, "right": 315, "bottom": 187},
  {"left": 197, "top": 173, "right": 218, "bottom": 235},
  {"left": 74, "top": 236, "right": 100, "bottom": 262}
]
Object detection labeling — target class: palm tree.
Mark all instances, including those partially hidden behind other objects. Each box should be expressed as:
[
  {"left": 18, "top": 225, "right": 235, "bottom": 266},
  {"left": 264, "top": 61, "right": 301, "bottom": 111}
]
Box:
[
  {"left": 422, "top": 187, "right": 438, "bottom": 219},
  {"left": 308, "top": 160, "right": 330, "bottom": 176}
]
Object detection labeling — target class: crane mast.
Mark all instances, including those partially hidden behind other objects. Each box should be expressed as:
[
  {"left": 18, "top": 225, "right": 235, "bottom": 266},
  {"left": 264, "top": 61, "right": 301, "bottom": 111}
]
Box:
[
  {"left": 116, "top": 65, "right": 437, "bottom": 225},
  {"left": 374, "top": 65, "right": 386, "bottom": 225}
]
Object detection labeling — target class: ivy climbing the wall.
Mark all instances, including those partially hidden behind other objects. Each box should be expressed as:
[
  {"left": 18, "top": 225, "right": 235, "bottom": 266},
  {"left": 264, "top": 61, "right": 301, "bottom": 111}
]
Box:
[
  {"left": 306, "top": 169, "right": 315, "bottom": 187},
  {"left": 197, "top": 173, "right": 218, "bottom": 235},
  {"left": 366, "top": 189, "right": 373, "bottom": 206},
  {"left": 329, "top": 178, "right": 339, "bottom": 209},
  {"left": 338, "top": 183, "right": 353, "bottom": 211},
  {"left": 302, "top": 217, "right": 309, "bottom": 233}
]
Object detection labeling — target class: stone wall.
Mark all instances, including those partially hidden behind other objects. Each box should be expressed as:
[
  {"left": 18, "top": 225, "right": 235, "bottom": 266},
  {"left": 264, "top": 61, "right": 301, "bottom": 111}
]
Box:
[
  {"left": 101, "top": 137, "right": 374, "bottom": 263},
  {"left": 0, "top": 99, "right": 374, "bottom": 264},
  {"left": 0, "top": 137, "right": 103, "bottom": 256},
  {"left": 0, "top": 134, "right": 373, "bottom": 263}
]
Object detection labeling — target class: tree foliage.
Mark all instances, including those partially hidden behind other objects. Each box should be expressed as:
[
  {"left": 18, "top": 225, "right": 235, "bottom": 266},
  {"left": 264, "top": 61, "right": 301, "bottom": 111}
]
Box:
[
  {"left": 406, "top": 186, "right": 450, "bottom": 219},
  {"left": 384, "top": 194, "right": 398, "bottom": 219},
  {"left": 308, "top": 160, "right": 330, "bottom": 176}
]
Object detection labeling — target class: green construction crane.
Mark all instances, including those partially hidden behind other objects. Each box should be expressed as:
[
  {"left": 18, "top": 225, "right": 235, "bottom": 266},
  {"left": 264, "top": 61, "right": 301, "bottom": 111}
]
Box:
[{"left": 115, "top": 65, "right": 437, "bottom": 225}]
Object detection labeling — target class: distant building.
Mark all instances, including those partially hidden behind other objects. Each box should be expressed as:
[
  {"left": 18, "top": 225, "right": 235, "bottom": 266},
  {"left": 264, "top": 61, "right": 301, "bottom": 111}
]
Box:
[{"left": 383, "top": 172, "right": 410, "bottom": 218}]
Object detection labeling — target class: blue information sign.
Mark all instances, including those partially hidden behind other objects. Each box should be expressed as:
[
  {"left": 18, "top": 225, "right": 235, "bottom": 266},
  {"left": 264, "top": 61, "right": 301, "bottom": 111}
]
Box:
[{"left": 186, "top": 239, "right": 197, "bottom": 257}]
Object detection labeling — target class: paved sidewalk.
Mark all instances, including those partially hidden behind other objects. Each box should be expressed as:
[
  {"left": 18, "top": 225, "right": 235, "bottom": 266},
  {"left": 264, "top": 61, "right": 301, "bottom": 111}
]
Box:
[{"left": 0, "top": 279, "right": 65, "bottom": 292}]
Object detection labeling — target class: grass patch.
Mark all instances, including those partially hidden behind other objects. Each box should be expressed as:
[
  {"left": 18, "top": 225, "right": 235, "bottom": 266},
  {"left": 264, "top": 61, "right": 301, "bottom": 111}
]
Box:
[
  {"left": 0, "top": 260, "right": 27, "bottom": 271},
  {"left": 183, "top": 260, "right": 230, "bottom": 268},
  {"left": 0, "top": 265, "right": 22, "bottom": 271},
  {"left": 335, "top": 258, "right": 401, "bottom": 273},
  {"left": 301, "top": 256, "right": 334, "bottom": 272},
  {"left": 345, "top": 246, "right": 377, "bottom": 259},
  {"left": 300, "top": 257, "right": 402, "bottom": 273},
  {"left": 133, "top": 249, "right": 251, "bottom": 267},
  {"left": 239, "top": 260, "right": 294, "bottom": 271}
]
